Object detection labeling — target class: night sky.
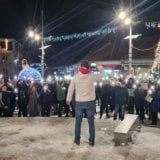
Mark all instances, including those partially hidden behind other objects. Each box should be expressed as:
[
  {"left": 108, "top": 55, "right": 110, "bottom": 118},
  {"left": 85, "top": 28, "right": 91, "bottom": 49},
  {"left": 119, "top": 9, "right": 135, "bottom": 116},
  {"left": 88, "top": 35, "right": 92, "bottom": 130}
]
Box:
[{"left": 0, "top": 0, "right": 160, "bottom": 67}]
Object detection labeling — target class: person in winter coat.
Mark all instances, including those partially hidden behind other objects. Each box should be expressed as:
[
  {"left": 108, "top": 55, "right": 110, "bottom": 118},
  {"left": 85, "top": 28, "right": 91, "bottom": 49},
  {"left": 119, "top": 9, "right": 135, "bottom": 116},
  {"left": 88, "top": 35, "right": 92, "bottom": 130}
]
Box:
[
  {"left": 49, "top": 82, "right": 58, "bottom": 115},
  {"left": 40, "top": 84, "right": 52, "bottom": 117},
  {"left": 134, "top": 84, "right": 146, "bottom": 123},
  {"left": 114, "top": 82, "right": 128, "bottom": 120},
  {"left": 127, "top": 78, "right": 135, "bottom": 114},
  {"left": 95, "top": 85, "right": 101, "bottom": 106},
  {"left": 149, "top": 87, "right": 160, "bottom": 125},
  {"left": 66, "top": 60, "right": 104, "bottom": 146},
  {"left": 28, "top": 83, "right": 40, "bottom": 117},
  {"left": 17, "top": 81, "right": 29, "bottom": 117},
  {"left": 56, "top": 82, "right": 66, "bottom": 117},
  {"left": 99, "top": 81, "right": 112, "bottom": 119},
  {"left": 0, "top": 86, "right": 11, "bottom": 117}
]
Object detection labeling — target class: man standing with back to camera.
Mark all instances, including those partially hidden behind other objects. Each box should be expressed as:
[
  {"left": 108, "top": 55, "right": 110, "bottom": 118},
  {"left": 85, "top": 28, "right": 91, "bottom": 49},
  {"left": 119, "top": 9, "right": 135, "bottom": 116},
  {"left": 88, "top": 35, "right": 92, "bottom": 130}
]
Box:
[{"left": 66, "top": 60, "right": 104, "bottom": 146}]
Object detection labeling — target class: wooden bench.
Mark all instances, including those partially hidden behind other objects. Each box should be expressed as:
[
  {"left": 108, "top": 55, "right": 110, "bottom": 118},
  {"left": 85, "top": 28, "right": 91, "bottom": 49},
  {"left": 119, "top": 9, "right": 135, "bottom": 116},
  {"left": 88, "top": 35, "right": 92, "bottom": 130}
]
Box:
[{"left": 114, "top": 114, "right": 139, "bottom": 145}]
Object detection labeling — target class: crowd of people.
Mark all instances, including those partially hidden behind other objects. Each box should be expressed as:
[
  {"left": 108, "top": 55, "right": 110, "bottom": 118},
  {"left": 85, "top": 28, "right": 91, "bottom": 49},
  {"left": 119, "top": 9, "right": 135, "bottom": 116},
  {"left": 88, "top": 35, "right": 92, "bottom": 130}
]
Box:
[
  {"left": 0, "top": 76, "right": 160, "bottom": 125},
  {"left": 96, "top": 77, "right": 160, "bottom": 125},
  {"left": 0, "top": 79, "right": 73, "bottom": 118}
]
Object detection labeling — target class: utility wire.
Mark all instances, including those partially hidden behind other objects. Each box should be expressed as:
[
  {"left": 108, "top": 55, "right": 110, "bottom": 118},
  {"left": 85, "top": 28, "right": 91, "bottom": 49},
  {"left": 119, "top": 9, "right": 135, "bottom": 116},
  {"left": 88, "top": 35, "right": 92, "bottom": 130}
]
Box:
[{"left": 132, "top": 44, "right": 157, "bottom": 51}]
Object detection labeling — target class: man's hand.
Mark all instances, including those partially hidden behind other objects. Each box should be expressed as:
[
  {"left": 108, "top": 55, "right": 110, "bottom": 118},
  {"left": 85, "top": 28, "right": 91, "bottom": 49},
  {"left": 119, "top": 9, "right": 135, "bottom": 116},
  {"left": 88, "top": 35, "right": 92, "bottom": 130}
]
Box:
[{"left": 66, "top": 101, "right": 71, "bottom": 106}]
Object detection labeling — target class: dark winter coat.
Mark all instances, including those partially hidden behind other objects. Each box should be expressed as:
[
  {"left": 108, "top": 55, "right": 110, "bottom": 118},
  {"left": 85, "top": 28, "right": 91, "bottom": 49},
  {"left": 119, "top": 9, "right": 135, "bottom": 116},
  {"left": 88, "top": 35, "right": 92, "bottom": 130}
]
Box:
[
  {"left": 100, "top": 84, "right": 112, "bottom": 105},
  {"left": 40, "top": 90, "right": 52, "bottom": 107},
  {"left": 134, "top": 88, "right": 146, "bottom": 103},
  {"left": 150, "top": 92, "right": 160, "bottom": 113},
  {"left": 56, "top": 84, "right": 65, "bottom": 101},
  {"left": 28, "top": 88, "right": 40, "bottom": 115},
  {"left": 115, "top": 86, "right": 128, "bottom": 105}
]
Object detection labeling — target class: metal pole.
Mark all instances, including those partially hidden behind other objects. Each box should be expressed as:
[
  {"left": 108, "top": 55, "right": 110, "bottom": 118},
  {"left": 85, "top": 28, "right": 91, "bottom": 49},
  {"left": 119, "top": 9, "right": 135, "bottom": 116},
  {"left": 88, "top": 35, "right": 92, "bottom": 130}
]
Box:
[
  {"left": 129, "top": 0, "right": 132, "bottom": 75},
  {"left": 129, "top": 24, "right": 132, "bottom": 74},
  {"left": 41, "top": 9, "right": 45, "bottom": 82}
]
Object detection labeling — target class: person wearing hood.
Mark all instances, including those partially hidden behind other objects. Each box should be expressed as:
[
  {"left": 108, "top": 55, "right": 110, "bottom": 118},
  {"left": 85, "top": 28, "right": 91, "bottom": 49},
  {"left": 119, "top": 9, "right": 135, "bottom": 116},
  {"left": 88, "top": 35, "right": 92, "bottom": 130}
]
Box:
[{"left": 66, "top": 60, "right": 104, "bottom": 146}]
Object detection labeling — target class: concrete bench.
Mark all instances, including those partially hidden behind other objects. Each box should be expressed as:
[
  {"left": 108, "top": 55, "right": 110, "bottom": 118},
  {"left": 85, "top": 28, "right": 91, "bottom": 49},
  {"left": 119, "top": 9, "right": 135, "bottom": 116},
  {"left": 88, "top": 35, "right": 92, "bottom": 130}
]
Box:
[{"left": 114, "top": 114, "right": 139, "bottom": 145}]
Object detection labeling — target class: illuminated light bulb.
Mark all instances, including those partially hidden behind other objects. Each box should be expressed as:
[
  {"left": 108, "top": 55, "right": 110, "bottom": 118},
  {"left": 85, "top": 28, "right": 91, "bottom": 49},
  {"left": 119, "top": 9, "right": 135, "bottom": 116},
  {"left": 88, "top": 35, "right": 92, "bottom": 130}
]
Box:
[
  {"left": 14, "top": 75, "right": 17, "bottom": 81},
  {"left": 94, "top": 82, "right": 97, "bottom": 86},
  {"left": 120, "top": 74, "right": 123, "bottom": 78},
  {"left": 47, "top": 75, "right": 52, "bottom": 82},
  {"left": 144, "top": 73, "right": 148, "bottom": 76},
  {"left": 135, "top": 80, "right": 139, "bottom": 84},
  {"left": 41, "top": 78, "right": 44, "bottom": 83},
  {"left": 124, "top": 18, "right": 131, "bottom": 25},
  {"left": 64, "top": 75, "right": 71, "bottom": 81},
  {"left": 118, "top": 11, "right": 127, "bottom": 20},
  {"left": 59, "top": 77, "right": 63, "bottom": 81},
  {"left": 8, "top": 83, "right": 12, "bottom": 87},
  {"left": 133, "top": 84, "right": 137, "bottom": 89},
  {"left": 125, "top": 79, "right": 128, "bottom": 83},
  {"left": 148, "top": 89, "right": 152, "bottom": 95},
  {"left": 14, "top": 88, "right": 18, "bottom": 93},
  {"left": 150, "top": 85, "right": 155, "bottom": 90},
  {"left": 28, "top": 30, "right": 34, "bottom": 38},
  {"left": 99, "top": 82, "right": 103, "bottom": 87},
  {"left": 106, "top": 76, "right": 110, "bottom": 80},
  {"left": 35, "top": 34, "right": 41, "bottom": 41},
  {"left": 111, "top": 81, "right": 115, "bottom": 86}
]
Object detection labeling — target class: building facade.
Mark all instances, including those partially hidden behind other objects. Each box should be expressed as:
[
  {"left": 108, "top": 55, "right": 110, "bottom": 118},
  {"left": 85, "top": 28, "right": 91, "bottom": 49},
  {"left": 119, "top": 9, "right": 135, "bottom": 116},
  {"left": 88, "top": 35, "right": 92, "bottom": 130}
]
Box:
[{"left": 0, "top": 38, "right": 22, "bottom": 80}]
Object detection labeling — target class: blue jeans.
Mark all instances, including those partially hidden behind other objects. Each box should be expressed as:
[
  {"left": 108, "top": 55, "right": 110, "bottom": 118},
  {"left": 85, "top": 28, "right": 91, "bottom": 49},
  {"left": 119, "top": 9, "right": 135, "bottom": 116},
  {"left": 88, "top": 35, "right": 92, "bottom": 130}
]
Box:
[
  {"left": 114, "top": 104, "right": 125, "bottom": 119},
  {"left": 75, "top": 101, "right": 95, "bottom": 144}
]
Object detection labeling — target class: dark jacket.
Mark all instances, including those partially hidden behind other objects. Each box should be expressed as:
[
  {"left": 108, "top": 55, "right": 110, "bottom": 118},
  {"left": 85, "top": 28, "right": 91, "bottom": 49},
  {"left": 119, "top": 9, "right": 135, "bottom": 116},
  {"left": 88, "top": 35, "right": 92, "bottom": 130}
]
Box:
[
  {"left": 115, "top": 86, "right": 128, "bottom": 105},
  {"left": 150, "top": 92, "right": 160, "bottom": 113},
  {"left": 100, "top": 84, "right": 112, "bottom": 105},
  {"left": 134, "top": 88, "right": 146, "bottom": 103},
  {"left": 40, "top": 90, "right": 52, "bottom": 107}
]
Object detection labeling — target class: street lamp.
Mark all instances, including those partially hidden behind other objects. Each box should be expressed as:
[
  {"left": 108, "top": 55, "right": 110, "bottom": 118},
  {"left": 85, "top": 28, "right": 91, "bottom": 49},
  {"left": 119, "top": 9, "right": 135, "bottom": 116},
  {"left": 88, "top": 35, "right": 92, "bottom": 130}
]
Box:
[
  {"left": 27, "top": 10, "right": 47, "bottom": 83},
  {"left": 28, "top": 30, "right": 45, "bottom": 82},
  {"left": 118, "top": 11, "right": 127, "bottom": 20},
  {"left": 118, "top": 11, "right": 133, "bottom": 75},
  {"left": 28, "top": 30, "right": 35, "bottom": 38}
]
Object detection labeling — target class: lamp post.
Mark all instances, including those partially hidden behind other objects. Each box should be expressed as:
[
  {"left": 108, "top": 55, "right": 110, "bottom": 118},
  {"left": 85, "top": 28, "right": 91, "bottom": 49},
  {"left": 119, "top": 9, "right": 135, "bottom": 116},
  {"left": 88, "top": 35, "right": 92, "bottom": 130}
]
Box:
[
  {"left": 118, "top": 11, "right": 133, "bottom": 74},
  {"left": 27, "top": 10, "right": 48, "bottom": 82},
  {"left": 129, "top": 23, "right": 132, "bottom": 75},
  {"left": 41, "top": 9, "right": 45, "bottom": 83},
  {"left": 28, "top": 30, "right": 44, "bottom": 80}
]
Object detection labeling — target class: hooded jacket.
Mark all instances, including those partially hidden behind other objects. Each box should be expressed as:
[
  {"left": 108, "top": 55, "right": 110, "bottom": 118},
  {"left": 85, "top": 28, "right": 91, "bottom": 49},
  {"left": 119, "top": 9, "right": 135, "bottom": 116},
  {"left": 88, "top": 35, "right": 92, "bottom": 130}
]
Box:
[{"left": 66, "top": 71, "right": 103, "bottom": 102}]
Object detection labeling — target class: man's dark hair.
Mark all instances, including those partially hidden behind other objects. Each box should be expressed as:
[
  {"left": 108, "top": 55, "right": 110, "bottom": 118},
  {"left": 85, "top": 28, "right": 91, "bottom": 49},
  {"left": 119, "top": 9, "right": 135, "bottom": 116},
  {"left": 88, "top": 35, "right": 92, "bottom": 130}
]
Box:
[{"left": 81, "top": 60, "right": 90, "bottom": 69}]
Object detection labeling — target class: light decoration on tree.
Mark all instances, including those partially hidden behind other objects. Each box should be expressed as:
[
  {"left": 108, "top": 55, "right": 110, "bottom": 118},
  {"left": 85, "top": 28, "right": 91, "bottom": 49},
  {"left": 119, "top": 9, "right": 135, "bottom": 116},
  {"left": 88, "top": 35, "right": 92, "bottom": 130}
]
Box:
[{"left": 151, "top": 39, "right": 160, "bottom": 77}]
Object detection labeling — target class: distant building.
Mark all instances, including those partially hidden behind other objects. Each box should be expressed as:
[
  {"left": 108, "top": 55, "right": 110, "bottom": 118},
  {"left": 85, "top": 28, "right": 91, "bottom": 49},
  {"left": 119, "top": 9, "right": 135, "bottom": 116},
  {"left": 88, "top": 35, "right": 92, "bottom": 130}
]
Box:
[{"left": 0, "top": 38, "right": 23, "bottom": 80}]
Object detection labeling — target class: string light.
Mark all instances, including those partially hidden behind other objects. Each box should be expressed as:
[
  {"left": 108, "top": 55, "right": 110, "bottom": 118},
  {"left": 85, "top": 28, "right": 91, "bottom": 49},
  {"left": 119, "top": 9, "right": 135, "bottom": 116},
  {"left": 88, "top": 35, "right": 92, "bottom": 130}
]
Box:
[
  {"left": 44, "top": 27, "right": 118, "bottom": 42},
  {"left": 44, "top": 21, "right": 159, "bottom": 42}
]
